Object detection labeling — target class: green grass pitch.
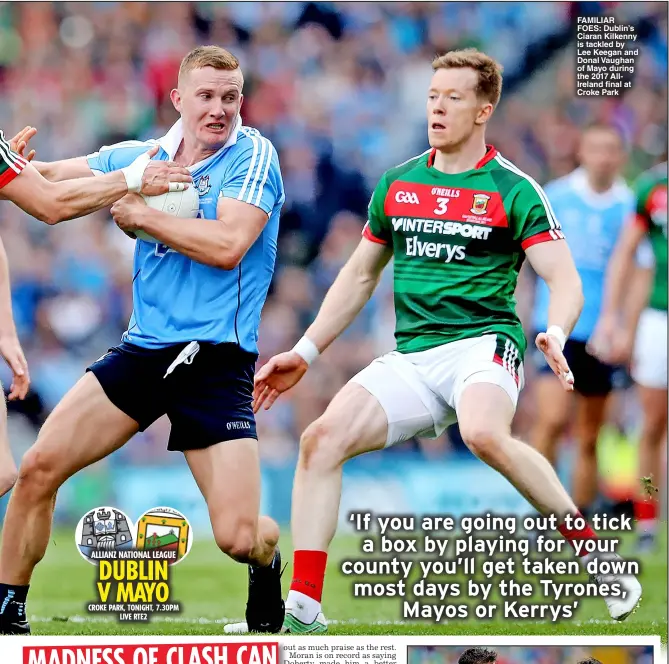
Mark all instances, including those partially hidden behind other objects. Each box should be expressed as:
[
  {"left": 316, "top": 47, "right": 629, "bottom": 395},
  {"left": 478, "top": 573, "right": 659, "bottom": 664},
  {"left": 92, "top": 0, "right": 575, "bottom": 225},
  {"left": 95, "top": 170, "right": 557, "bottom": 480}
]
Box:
[{"left": 18, "top": 528, "right": 668, "bottom": 637}]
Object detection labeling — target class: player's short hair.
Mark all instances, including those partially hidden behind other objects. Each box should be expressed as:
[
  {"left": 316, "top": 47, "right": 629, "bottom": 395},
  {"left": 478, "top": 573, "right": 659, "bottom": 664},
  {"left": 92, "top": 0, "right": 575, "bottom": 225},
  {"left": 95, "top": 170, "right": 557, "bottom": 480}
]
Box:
[
  {"left": 432, "top": 48, "right": 503, "bottom": 108},
  {"left": 457, "top": 648, "right": 498, "bottom": 664},
  {"left": 179, "top": 45, "right": 241, "bottom": 84},
  {"left": 576, "top": 658, "right": 604, "bottom": 664}
]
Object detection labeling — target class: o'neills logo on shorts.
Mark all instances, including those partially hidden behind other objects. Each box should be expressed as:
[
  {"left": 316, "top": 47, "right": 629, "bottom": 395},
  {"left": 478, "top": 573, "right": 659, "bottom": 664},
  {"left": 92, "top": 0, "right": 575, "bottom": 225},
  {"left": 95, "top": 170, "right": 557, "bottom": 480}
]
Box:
[{"left": 227, "top": 421, "right": 251, "bottom": 430}]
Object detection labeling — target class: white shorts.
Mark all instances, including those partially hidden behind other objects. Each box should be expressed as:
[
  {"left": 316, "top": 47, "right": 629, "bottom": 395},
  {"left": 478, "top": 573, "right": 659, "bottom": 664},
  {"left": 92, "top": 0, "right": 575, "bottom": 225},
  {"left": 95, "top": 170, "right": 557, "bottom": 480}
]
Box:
[
  {"left": 350, "top": 334, "right": 525, "bottom": 447},
  {"left": 632, "top": 308, "right": 667, "bottom": 389}
]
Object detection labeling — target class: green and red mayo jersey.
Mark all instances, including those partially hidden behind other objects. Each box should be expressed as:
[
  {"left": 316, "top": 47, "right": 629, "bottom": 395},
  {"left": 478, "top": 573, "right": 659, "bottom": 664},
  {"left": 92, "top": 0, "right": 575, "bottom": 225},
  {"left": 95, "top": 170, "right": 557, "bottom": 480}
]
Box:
[
  {"left": 364, "top": 145, "right": 565, "bottom": 358},
  {"left": 632, "top": 163, "right": 667, "bottom": 312},
  {"left": 0, "top": 130, "right": 27, "bottom": 188}
]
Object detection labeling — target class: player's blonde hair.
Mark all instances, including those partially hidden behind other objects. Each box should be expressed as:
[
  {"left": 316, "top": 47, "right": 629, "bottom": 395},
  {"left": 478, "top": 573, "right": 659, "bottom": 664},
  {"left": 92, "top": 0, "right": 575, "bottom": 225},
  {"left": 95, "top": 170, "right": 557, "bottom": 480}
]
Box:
[
  {"left": 179, "top": 45, "right": 241, "bottom": 84},
  {"left": 432, "top": 49, "right": 503, "bottom": 108}
]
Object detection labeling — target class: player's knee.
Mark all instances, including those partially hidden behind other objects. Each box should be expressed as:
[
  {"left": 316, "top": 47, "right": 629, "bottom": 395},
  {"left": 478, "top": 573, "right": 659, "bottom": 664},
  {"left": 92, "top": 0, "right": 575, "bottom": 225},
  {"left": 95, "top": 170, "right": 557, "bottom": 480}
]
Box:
[
  {"left": 16, "top": 447, "right": 62, "bottom": 499},
  {"left": 459, "top": 423, "right": 505, "bottom": 465},
  {"left": 258, "top": 515, "right": 280, "bottom": 550},
  {"left": 300, "top": 418, "right": 347, "bottom": 470},
  {"left": 213, "top": 519, "right": 256, "bottom": 563}
]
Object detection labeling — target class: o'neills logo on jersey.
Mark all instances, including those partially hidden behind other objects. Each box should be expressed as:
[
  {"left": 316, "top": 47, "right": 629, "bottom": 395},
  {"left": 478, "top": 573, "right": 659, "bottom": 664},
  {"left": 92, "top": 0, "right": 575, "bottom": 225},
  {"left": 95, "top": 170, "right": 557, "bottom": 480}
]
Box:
[
  {"left": 470, "top": 193, "right": 491, "bottom": 215},
  {"left": 431, "top": 187, "right": 461, "bottom": 197},
  {"left": 395, "top": 190, "right": 420, "bottom": 204}
]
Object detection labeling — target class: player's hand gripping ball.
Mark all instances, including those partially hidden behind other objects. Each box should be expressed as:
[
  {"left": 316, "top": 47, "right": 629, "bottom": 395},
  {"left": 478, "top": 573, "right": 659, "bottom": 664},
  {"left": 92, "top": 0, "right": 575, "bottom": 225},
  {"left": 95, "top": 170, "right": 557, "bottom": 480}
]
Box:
[
  {"left": 113, "top": 185, "right": 201, "bottom": 243},
  {"left": 136, "top": 185, "right": 201, "bottom": 242}
]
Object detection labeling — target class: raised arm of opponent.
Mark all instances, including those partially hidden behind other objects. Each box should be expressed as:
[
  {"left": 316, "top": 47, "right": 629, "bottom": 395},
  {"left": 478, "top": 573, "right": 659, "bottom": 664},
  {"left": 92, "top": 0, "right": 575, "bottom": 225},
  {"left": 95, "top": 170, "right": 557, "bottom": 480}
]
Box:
[
  {"left": 253, "top": 237, "right": 393, "bottom": 412},
  {"left": 2, "top": 127, "right": 191, "bottom": 224}
]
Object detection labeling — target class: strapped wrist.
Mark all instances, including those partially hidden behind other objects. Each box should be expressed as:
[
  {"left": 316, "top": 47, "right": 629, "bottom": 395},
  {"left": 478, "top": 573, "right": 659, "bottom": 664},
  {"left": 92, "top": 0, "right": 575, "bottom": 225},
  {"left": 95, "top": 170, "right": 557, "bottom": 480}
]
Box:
[
  {"left": 120, "top": 152, "right": 151, "bottom": 193},
  {"left": 546, "top": 325, "right": 567, "bottom": 350},
  {"left": 293, "top": 336, "right": 319, "bottom": 365}
]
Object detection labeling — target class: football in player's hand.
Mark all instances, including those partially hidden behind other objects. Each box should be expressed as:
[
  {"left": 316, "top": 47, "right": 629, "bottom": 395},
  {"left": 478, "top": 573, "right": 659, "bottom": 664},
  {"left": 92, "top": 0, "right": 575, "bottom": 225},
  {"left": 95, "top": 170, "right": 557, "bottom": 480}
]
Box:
[{"left": 128, "top": 187, "right": 201, "bottom": 242}]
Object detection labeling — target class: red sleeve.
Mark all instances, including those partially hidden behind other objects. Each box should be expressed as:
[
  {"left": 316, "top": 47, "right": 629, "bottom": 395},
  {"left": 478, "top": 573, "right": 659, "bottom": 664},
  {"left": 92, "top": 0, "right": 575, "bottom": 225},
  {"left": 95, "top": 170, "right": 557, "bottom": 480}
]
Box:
[
  {"left": 0, "top": 161, "right": 26, "bottom": 189},
  {"left": 362, "top": 222, "right": 389, "bottom": 245},
  {"left": 521, "top": 228, "right": 565, "bottom": 251}
]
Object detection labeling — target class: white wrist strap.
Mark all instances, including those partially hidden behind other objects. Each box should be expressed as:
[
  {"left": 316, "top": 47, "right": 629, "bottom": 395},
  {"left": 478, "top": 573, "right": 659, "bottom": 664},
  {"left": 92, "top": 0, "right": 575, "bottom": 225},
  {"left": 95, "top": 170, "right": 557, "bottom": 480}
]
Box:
[
  {"left": 120, "top": 151, "right": 151, "bottom": 193},
  {"left": 293, "top": 337, "right": 319, "bottom": 365},
  {"left": 546, "top": 325, "right": 567, "bottom": 350}
]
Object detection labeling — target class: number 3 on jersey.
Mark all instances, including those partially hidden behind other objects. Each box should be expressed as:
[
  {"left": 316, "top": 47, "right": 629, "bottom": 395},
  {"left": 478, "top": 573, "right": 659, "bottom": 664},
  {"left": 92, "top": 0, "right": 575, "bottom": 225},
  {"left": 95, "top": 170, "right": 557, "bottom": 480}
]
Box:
[
  {"left": 434, "top": 197, "right": 449, "bottom": 215},
  {"left": 154, "top": 209, "right": 204, "bottom": 257}
]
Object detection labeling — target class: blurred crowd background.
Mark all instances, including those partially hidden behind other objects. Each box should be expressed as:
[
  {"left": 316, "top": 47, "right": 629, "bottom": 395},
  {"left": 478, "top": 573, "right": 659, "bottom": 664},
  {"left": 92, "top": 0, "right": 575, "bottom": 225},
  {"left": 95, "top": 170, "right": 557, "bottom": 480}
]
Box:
[
  {"left": 408, "top": 645, "right": 654, "bottom": 664},
  {"left": 0, "top": 2, "right": 666, "bottom": 522}
]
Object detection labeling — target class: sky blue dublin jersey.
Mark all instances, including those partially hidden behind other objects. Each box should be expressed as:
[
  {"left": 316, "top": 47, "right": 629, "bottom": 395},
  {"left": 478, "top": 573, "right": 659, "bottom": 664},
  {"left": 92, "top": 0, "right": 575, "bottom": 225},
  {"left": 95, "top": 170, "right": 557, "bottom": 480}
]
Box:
[
  {"left": 87, "top": 118, "right": 284, "bottom": 354},
  {"left": 533, "top": 168, "right": 634, "bottom": 342}
]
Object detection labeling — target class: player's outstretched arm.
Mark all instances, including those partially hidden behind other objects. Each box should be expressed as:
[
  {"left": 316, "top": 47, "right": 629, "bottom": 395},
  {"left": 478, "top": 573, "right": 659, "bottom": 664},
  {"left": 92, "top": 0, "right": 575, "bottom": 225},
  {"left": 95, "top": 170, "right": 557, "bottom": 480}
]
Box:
[
  {"left": 526, "top": 239, "right": 583, "bottom": 391},
  {"left": 0, "top": 236, "right": 28, "bottom": 401},
  {"left": 253, "top": 237, "right": 393, "bottom": 412},
  {"left": 0, "top": 147, "right": 191, "bottom": 224}
]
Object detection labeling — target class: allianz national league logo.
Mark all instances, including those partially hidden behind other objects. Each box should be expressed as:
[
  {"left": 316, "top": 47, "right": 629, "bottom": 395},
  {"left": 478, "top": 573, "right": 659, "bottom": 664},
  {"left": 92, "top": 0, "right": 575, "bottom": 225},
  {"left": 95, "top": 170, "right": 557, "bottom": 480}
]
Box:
[{"left": 75, "top": 506, "right": 192, "bottom": 622}]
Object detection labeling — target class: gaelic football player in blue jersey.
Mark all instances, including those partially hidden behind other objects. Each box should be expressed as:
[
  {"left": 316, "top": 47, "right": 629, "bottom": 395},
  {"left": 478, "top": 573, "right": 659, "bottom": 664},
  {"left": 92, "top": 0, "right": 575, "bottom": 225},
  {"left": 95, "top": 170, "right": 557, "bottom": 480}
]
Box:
[
  {"left": 0, "top": 46, "right": 285, "bottom": 635},
  {"left": 530, "top": 124, "right": 634, "bottom": 518}
]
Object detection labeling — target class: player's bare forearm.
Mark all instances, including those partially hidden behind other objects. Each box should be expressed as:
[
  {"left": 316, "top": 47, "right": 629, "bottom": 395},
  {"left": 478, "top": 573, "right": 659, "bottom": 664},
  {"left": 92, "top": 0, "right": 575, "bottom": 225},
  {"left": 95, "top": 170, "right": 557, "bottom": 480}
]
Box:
[
  {"left": 546, "top": 273, "right": 583, "bottom": 336},
  {"left": 131, "top": 196, "right": 269, "bottom": 270},
  {"left": 525, "top": 240, "right": 583, "bottom": 335},
  {"left": 0, "top": 164, "right": 129, "bottom": 224},
  {"left": 305, "top": 239, "right": 393, "bottom": 352},
  {"left": 133, "top": 208, "right": 242, "bottom": 269},
  {"left": 0, "top": 238, "right": 17, "bottom": 338},
  {"left": 49, "top": 171, "right": 131, "bottom": 222}
]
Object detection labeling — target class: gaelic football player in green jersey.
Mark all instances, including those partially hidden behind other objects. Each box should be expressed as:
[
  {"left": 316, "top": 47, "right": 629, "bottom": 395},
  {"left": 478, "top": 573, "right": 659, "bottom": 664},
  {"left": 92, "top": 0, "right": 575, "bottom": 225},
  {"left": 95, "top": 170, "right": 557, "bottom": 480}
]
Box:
[
  {"left": 253, "top": 49, "right": 642, "bottom": 632},
  {"left": 592, "top": 161, "right": 668, "bottom": 551}
]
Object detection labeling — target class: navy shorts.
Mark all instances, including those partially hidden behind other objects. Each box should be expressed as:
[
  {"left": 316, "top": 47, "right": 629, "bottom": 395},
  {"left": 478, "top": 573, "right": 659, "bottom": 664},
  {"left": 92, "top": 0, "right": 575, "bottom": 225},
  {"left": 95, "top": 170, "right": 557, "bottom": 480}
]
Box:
[
  {"left": 532, "top": 334, "right": 626, "bottom": 397},
  {"left": 87, "top": 341, "right": 258, "bottom": 452}
]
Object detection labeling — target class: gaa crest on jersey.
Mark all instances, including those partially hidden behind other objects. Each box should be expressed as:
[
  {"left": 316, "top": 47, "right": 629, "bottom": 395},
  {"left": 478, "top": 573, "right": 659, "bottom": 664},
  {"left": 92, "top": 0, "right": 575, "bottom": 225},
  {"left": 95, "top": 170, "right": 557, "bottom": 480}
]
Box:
[
  {"left": 196, "top": 175, "right": 211, "bottom": 196},
  {"left": 470, "top": 193, "right": 491, "bottom": 215}
]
